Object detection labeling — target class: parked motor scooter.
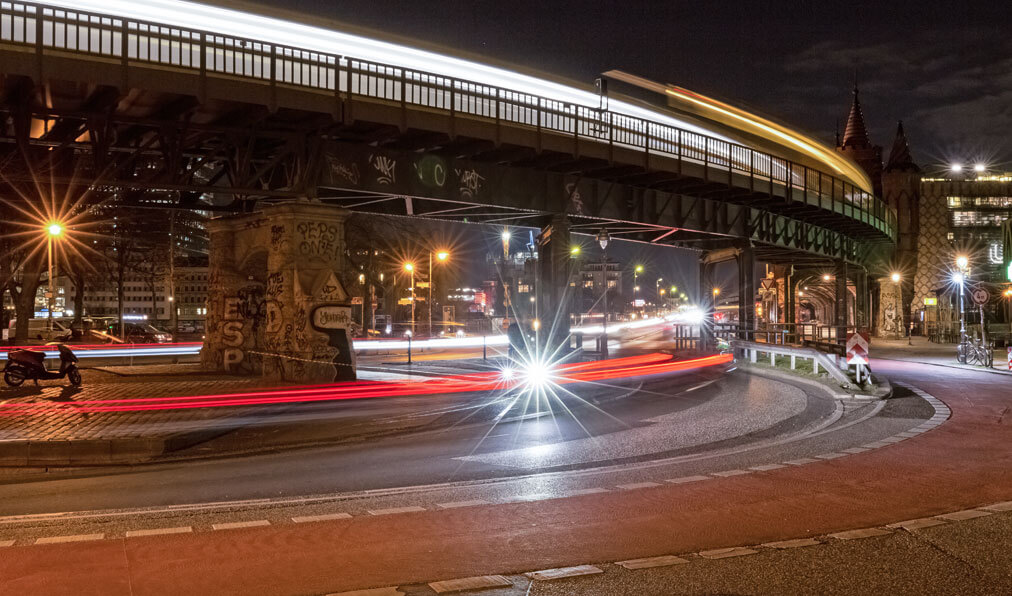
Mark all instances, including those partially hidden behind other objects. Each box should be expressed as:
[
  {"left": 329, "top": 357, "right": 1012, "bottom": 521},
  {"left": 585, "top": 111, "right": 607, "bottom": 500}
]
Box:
[{"left": 3, "top": 344, "right": 81, "bottom": 387}]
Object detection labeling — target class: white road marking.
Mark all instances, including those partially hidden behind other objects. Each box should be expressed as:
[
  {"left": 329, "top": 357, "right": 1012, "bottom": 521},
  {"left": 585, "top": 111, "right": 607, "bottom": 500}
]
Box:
[
  {"left": 749, "top": 463, "right": 786, "bottom": 471},
  {"left": 212, "top": 520, "right": 270, "bottom": 530},
  {"left": 698, "top": 547, "right": 757, "bottom": 559},
  {"left": 526, "top": 565, "right": 603, "bottom": 580},
  {"left": 982, "top": 501, "right": 1012, "bottom": 512},
  {"left": 616, "top": 482, "right": 663, "bottom": 489},
  {"left": 615, "top": 555, "right": 689, "bottom": 569},
  {"left": 762, "top": 538, "right": 820, "bottom": 549},
  {"left": 292, "top": 513, "right": 352, "bottom": 523},
  {"left": 665, "top": 475, "right": 711, "bottom": 484},
  {"left": 886, "top": 518, "right": 946, "bottom": 530},
  {"left": 428, "top": 575, "right": 511, "bottom": 593},
  {"left": 784, "top": 458, "right": 820, "bottom": 465},
  {"left": 325, "top": 588, "right": 403, "bottom": 596},
  {"left": 841, "top": 447, "right": 870, "bottom": 454},
  {"left": 367, "top": 506, "right": 427, "bottom": 516},
  {"left": 879, "top": 436, "right": 905, "bottom": 444},
  {"left": 829, "top": 527, "right": 891, "bottom": 540},
  {"left": 435, "top": 500, "right": 489, "bottom": 509},
  {"left": 0, "top": 539, "right": 15, "bottom": 547},
  {"left": 815, "top": 453, "right": 847, "bottom": 459},
  {"left": 125, "top": 526, "right": 192, "bottom": 537},
  {"left": 711, "top": 469, "right": 751, "bottom": 477},
  {"left": 935, "top": 509, "right": 992, "bottom": 521},
  {"left": 36, "top": 533, "right": 104, "bottom": 544},
  {"left": 568, "top": 487, "right": 610, "bottom": 495}
]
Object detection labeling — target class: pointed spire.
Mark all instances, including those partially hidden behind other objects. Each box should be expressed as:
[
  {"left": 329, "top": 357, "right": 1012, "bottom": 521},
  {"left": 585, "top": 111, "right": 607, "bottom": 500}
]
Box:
[
  {"left": 842, "top": 85, "right": 870, "bottom": 148},
  {"left": 885, "top": 120, "right": 919, "bottom": 172}
]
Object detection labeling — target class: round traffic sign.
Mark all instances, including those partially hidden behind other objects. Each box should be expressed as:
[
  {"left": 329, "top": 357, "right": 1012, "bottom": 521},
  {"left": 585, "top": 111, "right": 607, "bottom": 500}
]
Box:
[{"left": 971, "top": 287, "right": 990, "bottom": 305}]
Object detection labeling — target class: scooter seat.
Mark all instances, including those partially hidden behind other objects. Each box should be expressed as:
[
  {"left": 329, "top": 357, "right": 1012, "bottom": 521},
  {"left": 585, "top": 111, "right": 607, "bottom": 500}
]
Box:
[{"left": 8, "top": 349, "right": 46, "bottom": 366}]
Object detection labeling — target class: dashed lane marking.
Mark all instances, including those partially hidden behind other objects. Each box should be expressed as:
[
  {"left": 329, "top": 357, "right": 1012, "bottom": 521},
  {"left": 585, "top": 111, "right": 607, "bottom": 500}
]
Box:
[
  {"left": 887, "top": 518, "right": 947, "bottom": 530},
  {"left": 325, "top": 588, "right": 403, "bottom": 596},
  {"left": 749, "top": 463, "right": 786, "bottom": 471},
  {"left": 367, "top": 506, "right": 426, "bottom": 516},
  {"left": 569, "top": 487, "right": 610, "bottom": 495},
  {"left": 665, "top": 475, "right": 711, "bottom": 484},
  {"left": 36, "top": 533, "right": 104, "bottom": 544},
  {"left": 935, "top": 509, "right": 992, "bottom": 521},
  {"left": 698, "top": 546, "right": 757, "bottom": 559},
  {"left": 125, "top": 526, "right": 192, "bottom": 537},
  {"left": 762, "top": 538, "right": 821, "bottom": 549},
  {"left": 616, "top": 482, "right": 663, "bottom": 489},
  {"left": 829, "top": 527, "right": 892, "bottom": 540},
  {"left": 526, "top": 565, "right": 604, "bottom": 580},
  {"left": 842, "top": 447, "right": 870, "bottom": 454},
  {"left": 615, "top": 555, "right": 689, "bottom": 569},
  {"left": 0, "top": 539, "right": 15, "bottom": 547},
  {"left": 435, "top": 500, "right": 489, "bottom": 510},
  {"left": 815, "top": 453, "right": 847, "bottom": 459},
  {"left": 982, "top": 501, "right": 1012, "bottom": 512},
  {"left": 291, "top": 513, "right": 352, "bottom": 523},
  {"left": 784, "top": 458, "right": 820, "bottom": 465},
  {"left": 212, "top": 520, "right": 269, "bottom": 530},
  {"left": 428, "top": 575, "right": 512, "bottom": 593},
  {"left": 711, "top": 469, "right": 751, "bottom": 477}
]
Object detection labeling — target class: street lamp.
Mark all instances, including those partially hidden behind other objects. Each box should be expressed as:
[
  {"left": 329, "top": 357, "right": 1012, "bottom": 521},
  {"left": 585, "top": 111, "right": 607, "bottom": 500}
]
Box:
[
  {"left": 570, "top": 245, "right": 581, "bottom": 256},
  {"left": 45, "top": 222, "right": 64, "bottom": 334},
  {"left": 403, "top": 262, "right": 415, "bottom": 336},
  {"left": 891, "top": 272, "right": 906, "bottom": 343},
  {"left": 427, "top": 250, "right": 450, "bottom": 336},
  {"left": 633, "top": 265, "right": 643, "bottom": 303},
  {"left": 597, "top": 228, "right": 611, "bottom": 358},
  {"left": 955, "top": 255, "right": 969, "bottom": 345},
  {"left": 501, "top": 229, "right": 511, "bottom": 259}
]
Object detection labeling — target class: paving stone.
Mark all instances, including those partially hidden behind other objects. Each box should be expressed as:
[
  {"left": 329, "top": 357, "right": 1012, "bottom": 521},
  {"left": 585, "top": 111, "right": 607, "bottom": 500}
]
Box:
[
  {"left": 887, "top": 518, "right": 947, "bottom": 530},
  {"left": 698, "top": 547, "right": 757, "bottom": 559},
  {"left": 615, "top": 555, "right": 690, "bottom": 569},
  {"left": 829, "top": 527, "right": 892, "bottom": 540},
  {"left": 762, "top": 538, "right": 821, "bottom": 549},
  {"left": 526, "top": 565, "right": 603, "bottom": 580},
  {"left": 429, "top": 575, "right": 511, "bottom": 593},
  {"left": 935, "top": 509, "right": 992, "bottom": 521}
]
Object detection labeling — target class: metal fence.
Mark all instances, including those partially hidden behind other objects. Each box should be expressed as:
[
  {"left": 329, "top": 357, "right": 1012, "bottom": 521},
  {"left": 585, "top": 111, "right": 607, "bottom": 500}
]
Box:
[{"left": 0, "top": 1, "right": 895, "bottom": 239}]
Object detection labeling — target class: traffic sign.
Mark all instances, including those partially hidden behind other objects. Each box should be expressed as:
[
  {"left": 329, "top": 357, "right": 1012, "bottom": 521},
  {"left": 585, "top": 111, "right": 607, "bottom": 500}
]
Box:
[
  {"left": 971, "top": 287, "right": 990, "bottom": 305},
  {"left": 846, "top": 331, "right": 870, "bottom": 365}
]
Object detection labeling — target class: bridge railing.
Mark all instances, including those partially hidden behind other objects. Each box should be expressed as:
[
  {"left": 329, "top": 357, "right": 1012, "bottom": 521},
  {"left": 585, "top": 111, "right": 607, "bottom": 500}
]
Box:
[{"left": 2, "top": 1, "right": 895, "bottom": 240}]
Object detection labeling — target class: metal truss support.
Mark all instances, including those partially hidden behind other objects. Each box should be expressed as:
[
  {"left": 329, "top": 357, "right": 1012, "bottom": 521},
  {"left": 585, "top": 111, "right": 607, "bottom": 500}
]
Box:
[
  {"left": 834, "top": 260, "right": 849, "bottom": 329},
  {"left": 737, "top": 242, "right": 756, "bottom": 341}
]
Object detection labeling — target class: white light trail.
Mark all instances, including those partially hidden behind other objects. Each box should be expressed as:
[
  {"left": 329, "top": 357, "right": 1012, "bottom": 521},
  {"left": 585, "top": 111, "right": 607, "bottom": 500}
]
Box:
[{"left": 41, "top": 1, "right": 734, "bottom": 143}]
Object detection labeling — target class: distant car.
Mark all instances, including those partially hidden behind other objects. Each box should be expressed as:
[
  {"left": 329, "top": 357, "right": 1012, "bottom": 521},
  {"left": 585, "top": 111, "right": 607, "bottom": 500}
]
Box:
[
  {"left": 101, "top": 322, "right": 173, "bottom": 343},
  {"left": 6, "top": 318, "right": 71, "bottom": 343}
]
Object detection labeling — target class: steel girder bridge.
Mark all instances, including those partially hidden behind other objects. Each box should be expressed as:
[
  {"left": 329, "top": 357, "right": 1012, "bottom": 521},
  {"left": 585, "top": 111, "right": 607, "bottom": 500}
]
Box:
[{"left": 0, "top": 1, "right": 896, "bottom": 341}]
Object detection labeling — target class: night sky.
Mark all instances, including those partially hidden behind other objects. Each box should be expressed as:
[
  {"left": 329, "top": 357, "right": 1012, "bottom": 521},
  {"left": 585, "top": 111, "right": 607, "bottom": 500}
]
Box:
[
  {"left": 256, "top": 0, "right": 1011, "bottom": 171},
  {"left": 250, "top": 0, "right": 1008, "bottom": 292}
]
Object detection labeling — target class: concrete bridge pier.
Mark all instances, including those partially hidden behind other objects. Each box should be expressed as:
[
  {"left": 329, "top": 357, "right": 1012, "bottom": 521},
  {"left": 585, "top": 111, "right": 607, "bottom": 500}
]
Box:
[
  {"left": 202, "top": 203, "right": 357, "bottom": 382},
  {"left": 536, "top": 214, "right": 574, "bottom": 355},
  {"left": 736, "top": 243, "right": 756, "bottom": 341}
]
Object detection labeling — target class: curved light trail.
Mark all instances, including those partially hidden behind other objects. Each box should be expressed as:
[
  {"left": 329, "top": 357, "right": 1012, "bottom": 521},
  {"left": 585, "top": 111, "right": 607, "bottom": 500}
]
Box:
[
  {"left": 40, "top": 0, "right": 733, "bottom": 143},
  {"left": 0, "top": 353, "right": 731, "bottom": 414}
]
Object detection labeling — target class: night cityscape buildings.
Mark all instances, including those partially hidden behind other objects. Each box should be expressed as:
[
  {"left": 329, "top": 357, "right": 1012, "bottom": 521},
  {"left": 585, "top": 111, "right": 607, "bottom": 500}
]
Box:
[{"left": 0, "top": 1, "right": 1010, "bottom": 595}]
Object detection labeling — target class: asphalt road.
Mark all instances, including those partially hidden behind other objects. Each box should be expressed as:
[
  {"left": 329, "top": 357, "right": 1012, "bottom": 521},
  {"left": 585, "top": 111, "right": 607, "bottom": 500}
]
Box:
[{"left": 3, "top": 355, "right": 1003, "bottom": 596}]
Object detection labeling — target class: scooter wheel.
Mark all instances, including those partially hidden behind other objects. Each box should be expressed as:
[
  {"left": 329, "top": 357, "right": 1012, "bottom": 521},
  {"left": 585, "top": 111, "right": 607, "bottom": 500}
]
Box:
[
  {"left": 68, "top": 369, "right": 82, "bottom": 387},
  {"left": 4, "top": 369, "right": 26, "bottom": 387}
]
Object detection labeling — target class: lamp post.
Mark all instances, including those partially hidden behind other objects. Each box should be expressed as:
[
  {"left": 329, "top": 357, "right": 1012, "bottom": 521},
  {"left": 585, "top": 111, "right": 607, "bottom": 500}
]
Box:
[
  {"left": 45, "top": 222, "right": 63, "bottom": 335},
  {"left": 597, "top": 228, "right": 610, "bottom": 358},
  {"left": 404, "top": 262, "right": 415, "bottom": 336},
  {"left": 655, "top": 277, "right": 663, "bottom": 315},
  {"left": 633, "top": 265, "right": 643, "bottom": 309},
  {"left": 428, "top": 250, "right": 449, "bottom": 336},
  {"left": 955, "top": 255, "right": 969, "bottom": 341}
]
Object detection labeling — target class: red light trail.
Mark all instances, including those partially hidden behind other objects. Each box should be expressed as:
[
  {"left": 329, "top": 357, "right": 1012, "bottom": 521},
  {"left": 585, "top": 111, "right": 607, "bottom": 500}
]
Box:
[{"left": 0, "top": 353, "right": 731, "bottom": 415}]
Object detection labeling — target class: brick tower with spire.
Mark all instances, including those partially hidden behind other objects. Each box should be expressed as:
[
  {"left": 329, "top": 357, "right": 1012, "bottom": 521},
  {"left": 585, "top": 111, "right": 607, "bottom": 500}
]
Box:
[
  {"left": 836, "top": 85, "right": 883, "bottom": 197},
  {"left": 881, "top": 121, "right": 921, "bottom": 332}
]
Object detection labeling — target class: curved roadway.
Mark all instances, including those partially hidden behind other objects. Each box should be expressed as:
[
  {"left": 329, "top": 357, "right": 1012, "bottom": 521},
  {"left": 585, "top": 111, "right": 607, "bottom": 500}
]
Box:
[{"left": 2, "top": 356, "right": 1002, "bottom": 594}]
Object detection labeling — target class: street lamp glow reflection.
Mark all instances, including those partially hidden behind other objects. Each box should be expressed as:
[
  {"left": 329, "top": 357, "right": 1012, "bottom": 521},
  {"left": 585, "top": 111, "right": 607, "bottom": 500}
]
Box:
[{"left": 47, "top": 223, "right": 63, "bottom": 236}]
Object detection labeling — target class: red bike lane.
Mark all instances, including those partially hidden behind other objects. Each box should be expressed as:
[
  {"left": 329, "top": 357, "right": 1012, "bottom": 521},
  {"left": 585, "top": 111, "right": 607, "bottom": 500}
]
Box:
[{"left": 2, "top": 359, "right": 1010, "bottom": 595}]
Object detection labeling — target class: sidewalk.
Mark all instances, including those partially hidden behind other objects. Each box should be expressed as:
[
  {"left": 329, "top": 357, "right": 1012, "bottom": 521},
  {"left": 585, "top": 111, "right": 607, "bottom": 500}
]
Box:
[
  {"left": 0, "top": 359, "right": 494, "bottom": 467},
  {"left": 872, "top": 336, "right": 1012, "bottom": 376},
  {"left": 0, "top": 368, "right": 274, "bottom": 466}
]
